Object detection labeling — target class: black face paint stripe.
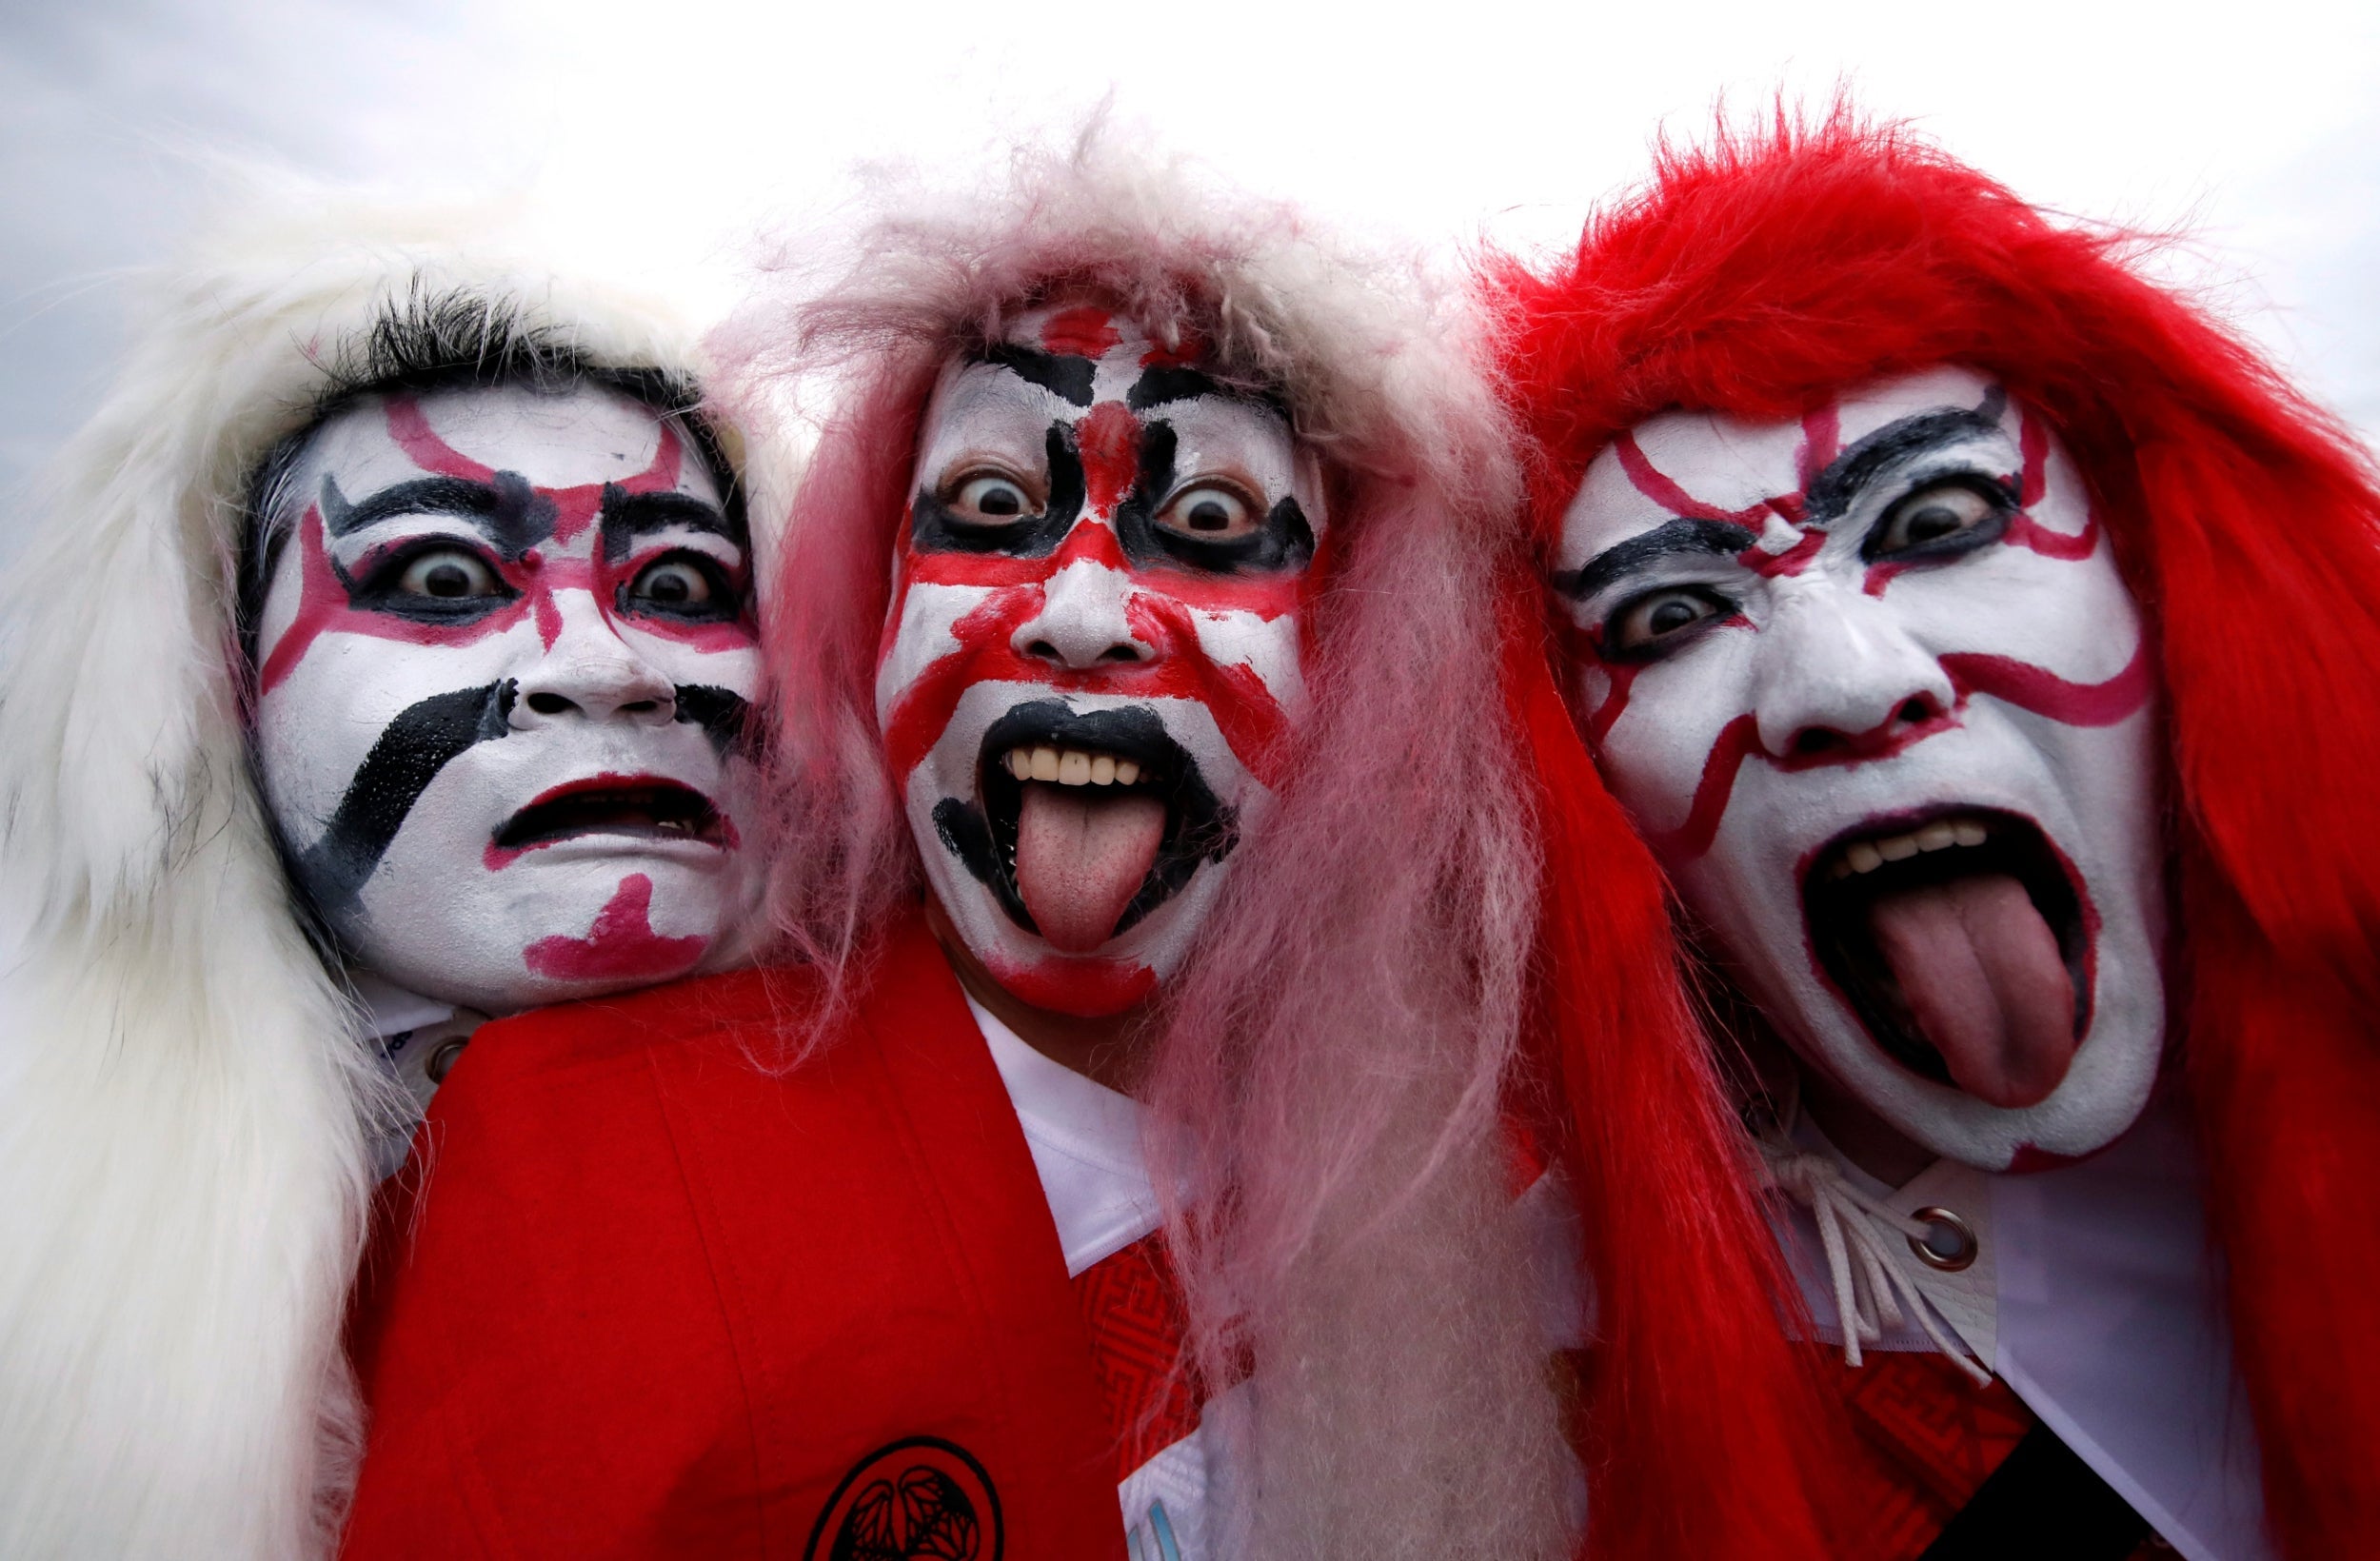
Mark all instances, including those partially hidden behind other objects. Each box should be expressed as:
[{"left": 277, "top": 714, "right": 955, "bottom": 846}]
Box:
[
  {"left": 979, "top": 344, "right": 1095, "bottom": 407},
  {"left": 321, "top": 474, "right": 499, "bottom": 537},
  {"left": 673, "top": 684, "right": 753, "bottom": 759},
  {"left": 600, "top": 488, "right": 744, "bottom": 563},
  {"left": 1799, "top": 403, "right": 2006, "bottom": 528},
  {"left": 1124, "top": 365, "right": 1223, "bottom": 410},
  {"left": 1557, "top": 517, "right": 1759, "bottom": 602},
  {"left": 319, "top": 470, "right": 557, "bottom": 563},
  {"left": 294, "top": 682, "right": 512, "bottom": 915}
]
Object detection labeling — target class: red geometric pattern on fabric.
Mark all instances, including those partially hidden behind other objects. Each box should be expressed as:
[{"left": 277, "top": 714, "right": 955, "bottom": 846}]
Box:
[
  {"left": 1072, "top": 1233, "right": 1226, "bottom": 1480},
  {"left": 1810, "top": 1345, "right": 2035, "bottom": 1560}
]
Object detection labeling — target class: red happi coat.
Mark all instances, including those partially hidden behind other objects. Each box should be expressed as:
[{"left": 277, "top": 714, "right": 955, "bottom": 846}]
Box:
[{"left": 340, "top": 911, "right": 1128, "bottom": 1560}]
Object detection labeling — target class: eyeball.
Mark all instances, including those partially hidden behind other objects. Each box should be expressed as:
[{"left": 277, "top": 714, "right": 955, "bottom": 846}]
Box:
[
  {"left": 396, "top": 547, "right": 502, "bottom": 600},
  {"left": 1157, "top": 483, "right": 1258, "bottom": 541},
  {"left": 949, "top": 472, "right": 1037, "bottom": 524},
  {"left": 1608, "top": 587, "right": 1728, "bottom": 655},
  {"left": 1876, "top": 483, "right": 2000, "bottom": 554},
  {"left": 628, "top": 556, "right": 716, "bottom": 608}
]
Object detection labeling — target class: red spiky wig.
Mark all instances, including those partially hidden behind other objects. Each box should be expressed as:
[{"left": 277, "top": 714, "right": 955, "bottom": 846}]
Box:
[{"left": 1490, "top": 108, "right": 2380, "bottom": 1558}]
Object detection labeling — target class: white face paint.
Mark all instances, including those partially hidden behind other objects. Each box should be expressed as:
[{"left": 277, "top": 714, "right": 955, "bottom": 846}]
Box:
[
  {"left": 877, "top": 303, "right": 1325, "bottom": 1018},
  {"left": 250, "top": 381, "right": 763, "bottom": 1016},
  {"left": 1553, "top": 366, "right": 2165, "bottom": 1170}
]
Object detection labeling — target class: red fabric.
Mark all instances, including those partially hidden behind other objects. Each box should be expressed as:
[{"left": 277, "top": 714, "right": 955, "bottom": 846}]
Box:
[
  {"left": 1487, "top": 110, "right": 2380, "bottom": 1557},
  {"left": 1817, "top": 1350, "right": 2035, "bottom": 1560},
  {"left": 1070, "top": 1234, "right": 1219, "bottom": 1481},
  {"left": 341, "top": 912, "right": 1126, "bottom": 1561}
]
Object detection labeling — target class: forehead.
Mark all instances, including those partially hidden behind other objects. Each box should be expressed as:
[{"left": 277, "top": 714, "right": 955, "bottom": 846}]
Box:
[
  {"left": 1557, "top": 365, "right": 2000, "bottom": 564},
  {"left": 288, "top": 380, "right": 722, "bottom": 506}
]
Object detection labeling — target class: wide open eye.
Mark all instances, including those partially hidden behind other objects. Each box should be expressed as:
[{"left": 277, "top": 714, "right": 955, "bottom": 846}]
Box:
[
  {"left": 946, "top": 470, "right": 1040, "bottom": 524},
  {"left": 1155, "top": 482, "right": 1259, "bottom": 541},
  {"left": 625, "top": 553, "right": 735, "bottom": 616},
  {"left": 1607, "top": 586, "right": 1730, "bottom": 656},
  {"left": 1874, "top": 482, "right": 2003, "bottom": 556},
  {"left": 394, "top": 547, "right": 503, "bottom": 600}
]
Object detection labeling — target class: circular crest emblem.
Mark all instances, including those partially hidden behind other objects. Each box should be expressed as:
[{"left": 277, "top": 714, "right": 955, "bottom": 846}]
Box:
[{"left": 805, "top": 1436, "right": 1002, "bottom": 1561}]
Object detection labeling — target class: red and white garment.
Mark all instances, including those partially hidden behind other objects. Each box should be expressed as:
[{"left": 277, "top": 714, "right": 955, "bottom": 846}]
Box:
[
  {"left": 968, "top": 995, "right": 1237, "bottom": 1561},
  {"left": 1769, "top": 1092, "right": 2270, "bottom": 1560}
]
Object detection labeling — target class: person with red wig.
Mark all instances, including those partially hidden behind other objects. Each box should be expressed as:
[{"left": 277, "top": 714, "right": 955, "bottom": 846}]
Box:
[{"left": 1494, "top": 110, "right": 2380, "bottom": 1560}]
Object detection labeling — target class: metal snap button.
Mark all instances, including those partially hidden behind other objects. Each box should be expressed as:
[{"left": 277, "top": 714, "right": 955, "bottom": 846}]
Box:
[
  {"left": 426, "top": 1037, "right": 470, "bottom": 1084},
  {"left": 1908, "top": 1205, "right": 1978, "bottom": 1272}
]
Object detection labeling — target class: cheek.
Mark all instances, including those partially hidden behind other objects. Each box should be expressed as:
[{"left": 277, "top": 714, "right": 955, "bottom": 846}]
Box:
[
  {"left": 1891, "top": 547, "right": 2142, "bottom": 677},
  {"left": 1183, "top": 606, "right": 1303, "bottom": 714},
  {"left": 254, "top": 634, "right": 510, "bottom": 813},
  {"left": 875, "top": 580, "right": 994, "bottom": 723},
  {"left": 1587, "top": 637, "right": 1756, "bottom": 818}
]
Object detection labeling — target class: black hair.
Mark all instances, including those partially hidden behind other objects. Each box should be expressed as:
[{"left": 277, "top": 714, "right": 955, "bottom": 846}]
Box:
[{"left": 235, "top": 281, "right": 744, "bottom": 662}]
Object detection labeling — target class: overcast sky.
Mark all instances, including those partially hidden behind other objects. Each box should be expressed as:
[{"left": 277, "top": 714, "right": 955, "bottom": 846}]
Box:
[{"left": 3, "top": 0, "right": 2375, "bottom": 565}]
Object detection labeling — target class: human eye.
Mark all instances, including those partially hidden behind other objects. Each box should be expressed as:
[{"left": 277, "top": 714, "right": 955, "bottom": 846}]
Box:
[
  {"left": 1868, "top": 480, "right": 2011, "bottom": 560},
  {"left": 942, "top": 467, "right": 1041, "bottom": 525},
  {"left": 1153, "top": 481, "right": 1262, "bottom": 542},
  {"left": 1604, "top": 585, "right": 1733, "bottom": 658},
  {"left": 622, "top": 551, "right": 739, "bottom": 620},
  {"left": 385, "top": 544, "right": 506, "bottom": 602}
]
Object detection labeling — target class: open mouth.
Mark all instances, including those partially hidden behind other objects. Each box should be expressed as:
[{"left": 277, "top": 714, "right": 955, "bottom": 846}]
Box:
[
  {"left": 933, "top": 700, "right": 1237, "bottom": 955},
  {"left": 493, "top": 774, "right": 727, "bottom": 857},
  {"left": 1803, "top": 809, "right": 2091, "bottom": 1109}
]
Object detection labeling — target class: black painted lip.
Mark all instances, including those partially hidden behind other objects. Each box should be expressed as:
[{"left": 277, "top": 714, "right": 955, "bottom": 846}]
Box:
[
  {"left": 964, "top": 699, "right": 1238, "bottom": 941},
  {"left": 1800, "top": 806, "right": 2091, "bottom": 1089}
]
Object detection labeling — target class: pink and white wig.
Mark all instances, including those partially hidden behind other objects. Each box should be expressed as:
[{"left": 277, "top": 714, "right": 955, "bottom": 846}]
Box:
[
  {"left": 0, "top": 189, "right": 733, "bottom": 1561},
  {"left": 716, "top": 134, "right": 1578, "bottom": 1559}
]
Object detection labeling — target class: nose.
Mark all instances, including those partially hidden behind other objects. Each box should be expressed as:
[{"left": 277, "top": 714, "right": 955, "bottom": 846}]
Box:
[
  {"left": 1750, "top": 583, "right": 1954, "bottom": 761},
  {"left": 1012, "top": 554, "right": 1159, "bottom": 671},
  {"left": 509, "top": 593, "right": 678, "bottom": 730}
]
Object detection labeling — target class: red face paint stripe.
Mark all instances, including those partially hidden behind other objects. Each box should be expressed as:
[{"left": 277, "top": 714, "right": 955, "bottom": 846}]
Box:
[
  {"left": 2017, "top": 409, "right": 2048, "bottom": 507},
  {"left": 1041, "top": 307, "right": 1122, "bottom": 359},
  {"left": 1943, "top": 640, "right": 2154, "bottom": 726},
  {"left": 1645, "top": 711, "right": 1764, "bottom": 860},
  {"left": 880, "top": 585, "right": 1292, "bottom": 792},
  {"left": 1077, "top": 403, "right": 1140, "bottom": 517},
  {"left": 1737, "top": 526, "right": 1825, "bottom": 579},
  {"left": 521, "top": 872, "right": 707, "bottom": 980},
  {"left": 385, "top": 396, "right": 497, "bottom": 483},
  {"left": 1795, "top": 405, "right": 1842, "bottom": 489},
  {"left": 1616, "top": 432, "right": 1774, "bottom": 526},
  {"left": 257, "top": 507, "right": 536, "bottom": 695}
]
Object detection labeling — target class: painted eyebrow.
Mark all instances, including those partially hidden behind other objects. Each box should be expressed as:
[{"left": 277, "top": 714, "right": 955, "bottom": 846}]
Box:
[
  {"left": 1556, "top": 517, "right": 1757, "bottom": 601},
  {"left": 1798, "top": 394, "right": 2009, "bottom": 526},
  {"left": 319, "top": 474, "right": 502, "bottom": 538},
  {"left": 602, "top": 489, "right": 743, "bottom": 562},
  {"left": 976, "top": 343, "right": 1096, "bottom": 407}
]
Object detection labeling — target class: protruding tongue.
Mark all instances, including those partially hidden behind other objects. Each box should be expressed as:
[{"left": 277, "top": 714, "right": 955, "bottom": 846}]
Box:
[
  {"left": 1015, "top": 780, "right": 1167, "bottom": 954},
  {"left": 1865, "top": 873, "right": 2078, "bottom": 1109}
]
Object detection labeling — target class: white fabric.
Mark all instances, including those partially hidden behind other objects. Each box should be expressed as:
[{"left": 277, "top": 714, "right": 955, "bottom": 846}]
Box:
[
  {"left": 1775, "top": 1090, "right": 2271, "bottom": 1561},
  {"left": 966, "top": 995, "right": 1218, "bottom": 1561}
]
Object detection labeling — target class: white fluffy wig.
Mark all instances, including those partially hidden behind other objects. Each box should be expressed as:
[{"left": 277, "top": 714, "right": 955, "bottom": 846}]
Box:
[
  {"left": 0, "top": 188, "right": 726, "bottom": 1559},
  {"left": 716, "top": 130, "right": 1578, "bottom": 1560}
]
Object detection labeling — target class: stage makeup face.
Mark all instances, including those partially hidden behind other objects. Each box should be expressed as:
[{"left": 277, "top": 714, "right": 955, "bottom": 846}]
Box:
[
  {"left": 1553, "top": 366, "right": 2165, "bottom": 1171},
  {"left": 250, "top": 381, "right": 761, "bottom": 1015},
  {"left": 878, "top": 303, "right": 1325, "bottom": 1018}
]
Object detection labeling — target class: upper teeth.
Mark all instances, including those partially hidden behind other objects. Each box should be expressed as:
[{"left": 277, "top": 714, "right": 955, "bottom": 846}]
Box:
[
  {"left": 1831, "top": 817, "right": 1990, "bottom": 879},
  {"left": 1003, "top": 745, "right": 1143, "bottom": 787}
]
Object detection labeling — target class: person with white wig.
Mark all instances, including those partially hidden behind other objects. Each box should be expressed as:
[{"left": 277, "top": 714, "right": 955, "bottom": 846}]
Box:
[{"left": 0, "top": 191, "right": 763, "bottom": 1560}]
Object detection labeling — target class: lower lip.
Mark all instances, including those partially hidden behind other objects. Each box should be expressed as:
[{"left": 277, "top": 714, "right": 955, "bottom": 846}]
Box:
[{"left": 484, "top": 828, "right": 730, "bottom": 871}]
